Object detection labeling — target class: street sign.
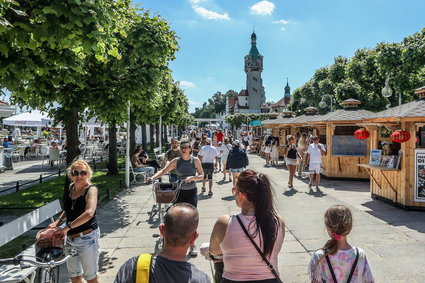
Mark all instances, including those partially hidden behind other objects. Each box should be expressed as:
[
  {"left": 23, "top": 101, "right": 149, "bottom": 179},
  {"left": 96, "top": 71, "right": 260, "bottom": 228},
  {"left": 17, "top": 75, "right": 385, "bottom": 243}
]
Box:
[{"left": 249, "top": 120, "right": 262, "bottom": 126}]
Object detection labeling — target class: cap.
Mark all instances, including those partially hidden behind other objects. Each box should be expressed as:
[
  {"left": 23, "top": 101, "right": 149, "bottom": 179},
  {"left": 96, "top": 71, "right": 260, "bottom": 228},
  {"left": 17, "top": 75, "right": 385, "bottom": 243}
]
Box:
[
  {"left": 233, "top": 140, "right": 240, "bottom": 146},
  {"left": 218, "top": 141, "right": 222, "bottom": 144},
  {"left": 206, "top": 138, "right": 212, "bottom": 143}
]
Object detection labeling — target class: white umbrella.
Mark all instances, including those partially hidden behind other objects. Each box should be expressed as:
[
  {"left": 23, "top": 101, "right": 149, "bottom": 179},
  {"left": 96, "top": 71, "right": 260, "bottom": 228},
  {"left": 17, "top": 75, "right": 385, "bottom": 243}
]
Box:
[{"left": 3, "top": 110, "right": 51, "bottom": 127}]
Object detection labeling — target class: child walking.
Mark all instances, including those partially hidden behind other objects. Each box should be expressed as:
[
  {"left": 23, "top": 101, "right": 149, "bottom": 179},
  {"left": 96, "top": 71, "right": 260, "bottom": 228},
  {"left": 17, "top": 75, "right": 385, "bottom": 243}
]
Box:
[{"left": 308, "top": 205, "right": 375, "bottom": 283}]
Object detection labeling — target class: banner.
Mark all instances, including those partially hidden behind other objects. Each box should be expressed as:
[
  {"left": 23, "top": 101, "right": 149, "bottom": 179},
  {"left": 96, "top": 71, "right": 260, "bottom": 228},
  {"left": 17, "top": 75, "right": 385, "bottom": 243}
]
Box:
[
  {"left": 249, "top": 120, "right": 262, "bottom": 126},
  {"left": 414, "top": 149, "right": 425, "bottom": 202}
]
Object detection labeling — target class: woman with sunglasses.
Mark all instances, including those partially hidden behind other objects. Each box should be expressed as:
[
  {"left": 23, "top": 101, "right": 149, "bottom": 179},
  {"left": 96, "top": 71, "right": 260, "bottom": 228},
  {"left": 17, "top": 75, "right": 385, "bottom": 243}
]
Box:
[
  {"left": 48, "top": 159, "right": 100, "bottom": 283},
  {"left": 148, "top": 140, "right": 204, "bottom": 257},
  {"left": 209, "top": 170, "right": 285, "bottom": 282}
]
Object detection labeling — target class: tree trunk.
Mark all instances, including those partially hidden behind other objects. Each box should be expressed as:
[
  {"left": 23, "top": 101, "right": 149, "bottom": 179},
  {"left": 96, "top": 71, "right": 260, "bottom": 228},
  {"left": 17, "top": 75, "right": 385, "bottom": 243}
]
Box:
[
  {"left": 64, "top": 106, "right": 80, "bottom": 190},
  {"left": 107, "top": 121, "right": 118, "bottom": 175},
  {"left": 162, "top": 124, "right": 167, "bottom": 144},
  {"left": 155, "top": 123, "right": 160, "bottom": 148},
  {"left": 65, "top": 106, "right": 80, "bottom": 165},
  {"left": 129, "top": 113, "right": 136, "bottom": 154},
  {"left": 141, "top": 124, "right": 147, "bottom": 149},
  {"left": 149, "top": 124, "right": 155, "bottom": 150}
]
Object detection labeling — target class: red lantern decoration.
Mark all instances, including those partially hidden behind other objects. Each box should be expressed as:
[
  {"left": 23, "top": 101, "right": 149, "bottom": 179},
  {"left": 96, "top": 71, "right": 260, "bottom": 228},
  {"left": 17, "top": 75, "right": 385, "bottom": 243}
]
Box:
[
  {"left": 354, "top": 128, "right": 370, "bottom": 140},
  {"left": 391, "top": 130, "right": 411, "bottom": 143}
]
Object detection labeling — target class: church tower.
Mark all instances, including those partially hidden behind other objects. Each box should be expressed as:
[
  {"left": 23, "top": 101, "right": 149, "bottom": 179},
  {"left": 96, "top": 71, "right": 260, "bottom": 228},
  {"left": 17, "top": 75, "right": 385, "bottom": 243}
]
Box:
[
  {"left": 284, "top": 78, "right": 291, "bottom": 105},
  {"left": 244, "top": 32, "right": 266, "bottom": 113}
]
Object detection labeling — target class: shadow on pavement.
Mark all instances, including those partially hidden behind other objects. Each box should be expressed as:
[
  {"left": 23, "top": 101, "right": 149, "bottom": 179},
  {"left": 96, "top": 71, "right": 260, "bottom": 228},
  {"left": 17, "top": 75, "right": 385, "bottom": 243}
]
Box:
[
  {"left": 198, "top": 193, "right": 212, "bottom": 201},
  {"left": 305, "top": 188, "right": 327, "bottom": 197},
  {"left": 362, "top": 200, "right": 425, "bottom": 233},
  {"left": 99, "top": 250, "right": 118, "bottom": 273},
  {"left": 283, "top": 188, "right": 298, "bottom": 197},
  {"left": 221, "top": 195, "right": 235, "bottom": 201}
]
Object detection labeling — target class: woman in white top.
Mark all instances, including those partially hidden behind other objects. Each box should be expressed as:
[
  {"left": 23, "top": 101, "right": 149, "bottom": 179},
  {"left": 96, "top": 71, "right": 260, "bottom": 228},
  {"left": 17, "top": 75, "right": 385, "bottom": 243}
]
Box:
[
  {"left": 219, "top": 137, "right": 233, "bottom": 182},
  {"left": 209, "top": 170, "right": 285, "bottom": 282},
  {"left": 270, "top": 138, "right": 279, "bottom": 166}
]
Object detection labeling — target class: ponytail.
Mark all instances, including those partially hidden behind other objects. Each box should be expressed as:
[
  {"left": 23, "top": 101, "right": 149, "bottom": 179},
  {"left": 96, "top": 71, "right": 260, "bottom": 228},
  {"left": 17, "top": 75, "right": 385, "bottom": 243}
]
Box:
[{"left": 237, "top": 170, "right": 280, "bottom": 256}]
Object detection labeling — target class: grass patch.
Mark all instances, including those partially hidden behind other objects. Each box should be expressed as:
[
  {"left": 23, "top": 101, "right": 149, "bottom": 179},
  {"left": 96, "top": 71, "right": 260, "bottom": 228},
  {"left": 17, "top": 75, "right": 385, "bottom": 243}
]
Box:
[
  {"left": 0, "top": 171, "right": 125, "bottom": 210},
  {"left": 0, "top": 234, "right": 35, "bottom": 258}
]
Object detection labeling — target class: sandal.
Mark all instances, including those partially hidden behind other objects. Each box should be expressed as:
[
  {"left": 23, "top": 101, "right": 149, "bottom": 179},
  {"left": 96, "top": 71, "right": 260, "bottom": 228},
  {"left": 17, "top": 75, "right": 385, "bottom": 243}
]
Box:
[
  {"left": 201, "top": 187, "right": 206, "bottom": 193},
  {"left": 208, "top": 191, "right": 213, "bottom": 196}
]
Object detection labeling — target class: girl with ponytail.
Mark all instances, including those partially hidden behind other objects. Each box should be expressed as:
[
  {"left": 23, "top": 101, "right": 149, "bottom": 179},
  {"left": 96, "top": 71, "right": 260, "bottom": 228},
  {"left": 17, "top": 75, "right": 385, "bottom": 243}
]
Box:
[
  {"left": 308, "top": 205, "right": 375, "bottom": 283},
  {"left": 208, "top": 169, "right": 284, "bottom": 282}
]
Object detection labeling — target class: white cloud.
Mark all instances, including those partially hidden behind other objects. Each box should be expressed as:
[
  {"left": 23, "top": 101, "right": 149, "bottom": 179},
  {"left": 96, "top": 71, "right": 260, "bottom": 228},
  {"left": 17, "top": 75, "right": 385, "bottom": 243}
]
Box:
[
  {"left": 179, "top": 81, "right": 196, "bottom": 88},
  {"left": 250, "top": 1, "right": 275, "bottom": 16},
  {"left": 273, "top": 19, "right": 290, "bottom": 25},
  {"left": 188, "top": 100, "right": 201, "bottom": 106},
  {"left": 193, "top": 6, "right": 230, "bottom": 20},
  {"left": 273, "top": 19, "right": 293, "bottom": 31},
  {"left": 189, "top": 0, "right": 207, "bottom": 4}
]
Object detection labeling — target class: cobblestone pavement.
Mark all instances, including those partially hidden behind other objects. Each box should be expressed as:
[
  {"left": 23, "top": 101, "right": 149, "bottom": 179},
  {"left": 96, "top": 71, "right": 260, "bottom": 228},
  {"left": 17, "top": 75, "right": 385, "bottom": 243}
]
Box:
[{"left": 65, "top": 153, "right": 424, "bottom": 282}]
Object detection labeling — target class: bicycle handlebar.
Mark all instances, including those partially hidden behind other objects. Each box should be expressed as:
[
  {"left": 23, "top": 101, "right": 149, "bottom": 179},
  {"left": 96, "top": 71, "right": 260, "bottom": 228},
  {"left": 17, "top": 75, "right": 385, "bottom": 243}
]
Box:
[{"left": 0, "top": 249, "right": 77, "bottom": 269}]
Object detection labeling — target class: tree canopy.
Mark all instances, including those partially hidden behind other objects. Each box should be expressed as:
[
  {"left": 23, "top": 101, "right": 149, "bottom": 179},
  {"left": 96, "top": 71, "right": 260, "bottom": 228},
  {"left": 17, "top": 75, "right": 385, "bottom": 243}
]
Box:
[{"left": 290, "top": 28, "right": 425, "bottom": 115}]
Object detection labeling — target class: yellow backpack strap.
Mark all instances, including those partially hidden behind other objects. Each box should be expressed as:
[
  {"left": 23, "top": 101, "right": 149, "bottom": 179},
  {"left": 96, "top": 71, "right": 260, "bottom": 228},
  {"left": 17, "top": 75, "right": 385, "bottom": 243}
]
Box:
[{"left": 136, "top": 254, "right": 152, "bottom": 283}]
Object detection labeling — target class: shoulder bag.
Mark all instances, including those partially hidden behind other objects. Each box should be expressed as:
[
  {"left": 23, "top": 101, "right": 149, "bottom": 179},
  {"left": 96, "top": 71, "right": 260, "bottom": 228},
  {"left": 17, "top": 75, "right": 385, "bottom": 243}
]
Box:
[
  {"left": 325, "top": 247, "right": 359, "bottom": 283},
  {"left": 235, "top": 215, "right": 282, "bottom": 283}
]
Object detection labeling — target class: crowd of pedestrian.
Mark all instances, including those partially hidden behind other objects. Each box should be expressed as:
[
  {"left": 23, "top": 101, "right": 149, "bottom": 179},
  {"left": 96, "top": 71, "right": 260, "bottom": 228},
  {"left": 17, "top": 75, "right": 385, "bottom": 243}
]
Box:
[{"left": 46, "top": 126, "right": 374, "bottom": 283}]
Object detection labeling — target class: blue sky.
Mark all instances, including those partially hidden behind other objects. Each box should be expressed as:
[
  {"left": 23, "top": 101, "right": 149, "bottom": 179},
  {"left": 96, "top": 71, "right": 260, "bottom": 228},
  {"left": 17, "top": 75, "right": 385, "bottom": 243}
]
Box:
[{"left": 136, "top": 0, "right": 425, "bottom": 112}]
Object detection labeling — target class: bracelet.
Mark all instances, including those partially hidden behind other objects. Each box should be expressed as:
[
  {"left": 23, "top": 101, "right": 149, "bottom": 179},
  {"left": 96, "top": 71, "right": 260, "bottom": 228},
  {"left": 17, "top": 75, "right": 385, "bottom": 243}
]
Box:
[{"left": 67, "top": 223, "right": 72, "bottom": 229}]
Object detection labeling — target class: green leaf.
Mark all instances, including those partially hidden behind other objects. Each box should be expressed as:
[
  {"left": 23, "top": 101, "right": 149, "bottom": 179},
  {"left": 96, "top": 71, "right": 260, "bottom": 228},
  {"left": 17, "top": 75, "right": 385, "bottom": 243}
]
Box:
[{"left": 42, "top": 6, "right": 58, "bottom": 15}]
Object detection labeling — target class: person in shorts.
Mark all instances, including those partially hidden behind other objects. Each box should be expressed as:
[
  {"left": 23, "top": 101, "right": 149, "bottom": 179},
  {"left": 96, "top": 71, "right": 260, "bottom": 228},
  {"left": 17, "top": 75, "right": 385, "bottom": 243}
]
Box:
[
  {"left": 198, "top": 138, "right": 219, "bottom": 196},
  {"left": 305, "top": 135, "right": 326, "bottom": 191},
  {"left": 161, "top": 138, "right": 182, "bottom": 182},
  {"left": 48, "top": 160, "right": 100, "bottom": 283},
  {"left": 283, "top": 135, "right": 299, "bottom": 189},
  {"left": 226, "top": 140, "right": 249, "bottom": 187}
]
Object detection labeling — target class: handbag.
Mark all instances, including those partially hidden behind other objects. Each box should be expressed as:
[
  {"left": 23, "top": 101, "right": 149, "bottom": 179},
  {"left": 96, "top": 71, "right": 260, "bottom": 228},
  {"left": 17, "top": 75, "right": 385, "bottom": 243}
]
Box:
[{"left": 235, "top": 215, "right": 283, "bottom": 283}]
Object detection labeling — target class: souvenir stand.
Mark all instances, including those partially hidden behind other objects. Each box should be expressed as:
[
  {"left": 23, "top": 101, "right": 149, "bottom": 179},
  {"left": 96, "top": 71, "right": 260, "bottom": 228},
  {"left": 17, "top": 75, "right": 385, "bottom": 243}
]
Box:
[
  {"left": 286, "top": 107, "right": 321, "bottom": 139},
  {"left": 261, "top": 111, "right": 295, "bottom": 157},
  {"left": 359, "top": 87, "right": 425, "bottom": 209},
  {"left": 309, "top": 99, "right": 374, "bottom": 179}
]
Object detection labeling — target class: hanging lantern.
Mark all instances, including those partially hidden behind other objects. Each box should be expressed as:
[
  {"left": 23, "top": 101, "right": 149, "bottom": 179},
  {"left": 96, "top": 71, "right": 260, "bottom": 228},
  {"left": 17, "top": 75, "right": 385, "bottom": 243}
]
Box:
[
  {"left": 354, "top": 128, "right": 370, "bottom": 140},
  {"left": 391, "top": 130, "right": 411, "bottom": 143}
]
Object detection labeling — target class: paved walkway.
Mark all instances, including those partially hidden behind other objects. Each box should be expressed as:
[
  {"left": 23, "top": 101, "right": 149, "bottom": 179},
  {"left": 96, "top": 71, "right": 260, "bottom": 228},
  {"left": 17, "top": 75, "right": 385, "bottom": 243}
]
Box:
[{"left": 80, "top": 154, "right": 423, "bottom": 282}]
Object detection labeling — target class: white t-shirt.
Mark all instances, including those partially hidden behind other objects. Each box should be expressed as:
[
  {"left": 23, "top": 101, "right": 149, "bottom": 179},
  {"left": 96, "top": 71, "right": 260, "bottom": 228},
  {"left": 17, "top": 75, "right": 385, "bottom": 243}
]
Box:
[
  {"left": 218, "top": 144, "right": 232, "bottom": 157},
  {"left": 308, "top": 247, "right": 375, "bottom": 283},
  {"left": 199, "top": 145, "right": 219, "bottom": 163},
  {"left": 307, "top": 143, "right": 326, "bottom": 164}
]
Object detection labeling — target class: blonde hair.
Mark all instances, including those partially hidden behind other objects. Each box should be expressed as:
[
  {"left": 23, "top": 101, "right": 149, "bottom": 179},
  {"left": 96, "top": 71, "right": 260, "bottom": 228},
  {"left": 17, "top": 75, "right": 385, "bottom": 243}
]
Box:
[
  {"left": 286, "top": 135, "right": 295, "bottom": 142},
  {"left": 67, "top": 159, "right": 93, "bottom": 182},
  {"left": 298, "top": 133, "right": 308, "bottom": 149}
]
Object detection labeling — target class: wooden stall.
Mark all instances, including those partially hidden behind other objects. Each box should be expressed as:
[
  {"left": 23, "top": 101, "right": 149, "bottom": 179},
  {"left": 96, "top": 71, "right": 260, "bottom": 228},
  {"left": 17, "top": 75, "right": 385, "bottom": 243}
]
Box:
[
  {"left": 261, "top": 111, "right": 295, "bottom": 157},
  {"left": 309, "top": 99, "right": 374, "bottom": 179},
  {"left": 359, "top": 87, "right": 425, "bottom": 209},
  {"left": 286, "top": 107, "right": 321, "bottom": 139}
]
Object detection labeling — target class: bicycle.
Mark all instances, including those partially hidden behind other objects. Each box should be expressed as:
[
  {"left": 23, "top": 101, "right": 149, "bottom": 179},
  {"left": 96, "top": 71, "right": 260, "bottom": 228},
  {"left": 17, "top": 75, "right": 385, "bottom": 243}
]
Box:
[{"left": 0, "top": 248, "right": 77, "bottom": 283}]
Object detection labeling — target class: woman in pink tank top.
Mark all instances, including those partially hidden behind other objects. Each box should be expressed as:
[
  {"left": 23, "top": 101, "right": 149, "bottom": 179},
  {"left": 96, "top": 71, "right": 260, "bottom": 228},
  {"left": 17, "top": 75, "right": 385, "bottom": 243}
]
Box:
[{"left": 209, "top": 169, "right": 285, "bottom": 282}]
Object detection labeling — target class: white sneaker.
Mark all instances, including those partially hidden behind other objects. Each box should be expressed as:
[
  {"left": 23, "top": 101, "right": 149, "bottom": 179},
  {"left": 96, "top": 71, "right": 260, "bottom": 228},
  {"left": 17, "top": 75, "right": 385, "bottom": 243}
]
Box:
[{"left": 189, "top": 245, "right": 197, "bottom": 257}]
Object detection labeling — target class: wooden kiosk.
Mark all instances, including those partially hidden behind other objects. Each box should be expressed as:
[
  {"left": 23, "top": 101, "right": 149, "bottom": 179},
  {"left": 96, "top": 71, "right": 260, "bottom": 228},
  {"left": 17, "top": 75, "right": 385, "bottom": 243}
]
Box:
[
  {"left": 287, "top": 107, "right": 321, "bottom": 138},
  {"left": 261, "top": 111, "right": 295, "bottom": 157},
  {"left": 360, "top": 87, "right": 425, "bottom": 209},
  {"left": 309, "top": 99, "right": 374, "bottom": 179}
]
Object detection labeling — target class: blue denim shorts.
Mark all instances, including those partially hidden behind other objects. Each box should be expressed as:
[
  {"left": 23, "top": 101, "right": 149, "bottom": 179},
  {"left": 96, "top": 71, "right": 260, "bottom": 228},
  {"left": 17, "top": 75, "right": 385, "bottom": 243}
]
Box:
[
  {"left": 65, "top": 228, "right": 100, "bottom": 280},
  {"left": 229, "top": 168, "right": 244, "bottom": 173}
]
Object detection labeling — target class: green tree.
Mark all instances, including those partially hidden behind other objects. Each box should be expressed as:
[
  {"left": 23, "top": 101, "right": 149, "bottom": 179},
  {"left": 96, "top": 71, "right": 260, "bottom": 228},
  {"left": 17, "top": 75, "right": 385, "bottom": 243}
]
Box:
[{"left": 0, "top": 0, "right": 125, "bottom": 165}]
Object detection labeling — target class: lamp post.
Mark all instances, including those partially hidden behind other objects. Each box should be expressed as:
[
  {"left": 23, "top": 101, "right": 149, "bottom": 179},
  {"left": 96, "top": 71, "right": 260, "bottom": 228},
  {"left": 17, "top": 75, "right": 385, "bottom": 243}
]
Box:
[
  {"left": 381, "top": 77, "right": 401, "bottom": 106},
  {"left": 319, "top": 94, "right": 333, "bottom": 111}
]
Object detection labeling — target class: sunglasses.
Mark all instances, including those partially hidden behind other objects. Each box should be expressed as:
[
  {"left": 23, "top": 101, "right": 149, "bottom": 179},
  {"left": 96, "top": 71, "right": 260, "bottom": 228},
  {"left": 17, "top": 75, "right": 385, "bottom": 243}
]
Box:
[
  {"left": 180, "top": 146, "right": 190, "bottom": 149},
  {"left": 71, "top": 170, "right": 88, "bottom": 177}
]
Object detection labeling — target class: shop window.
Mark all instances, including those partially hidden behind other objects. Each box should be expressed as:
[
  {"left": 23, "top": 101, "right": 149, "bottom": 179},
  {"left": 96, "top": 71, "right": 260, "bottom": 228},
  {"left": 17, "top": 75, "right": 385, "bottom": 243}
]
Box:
[
  {"left": 377, "top": 126, "right": 400, "bottom": 156},
  {"left": 332, "top": 126, "right": 366, "bottom": 156},
  {"left": 418, "top": 126, "right": 425, "bottom": 148}
]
